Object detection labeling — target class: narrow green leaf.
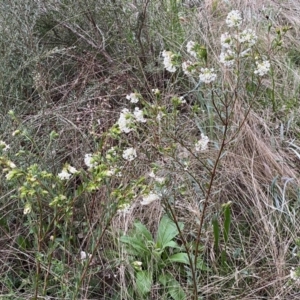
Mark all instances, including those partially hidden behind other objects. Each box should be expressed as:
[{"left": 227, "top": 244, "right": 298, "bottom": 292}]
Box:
[
  {"left": 222, "top": 201, "right": 232, "bottom": 244},
  {"left": 212, "top": 214, "right": 219, "bottom": 252},
  {"left": 221, "top": 249, "right": 227, "bottom": 270}
]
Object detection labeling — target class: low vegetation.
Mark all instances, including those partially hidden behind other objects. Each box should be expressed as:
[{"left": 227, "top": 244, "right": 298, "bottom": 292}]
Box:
[{"left": 1, "top": 0, "right": 300, "bottom": 299}]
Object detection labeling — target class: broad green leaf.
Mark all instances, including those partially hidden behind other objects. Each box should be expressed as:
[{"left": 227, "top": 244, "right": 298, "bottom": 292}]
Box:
[
  {"left": 168, "top": 252, "right": 190, "bottom": 264},
  {"left": 136, "top": 270, "right": 152, "bottom": 296},
  {"left": 159, "top": 273, "right": 168, "bottom": 286},
  {"left": 159, "top": 273, "right": 185, "bottom": 300},
  {"left": 134, "top": 221, "right": 153, "bottom": 242},
  {"left": 162, "top": 240, "right": 181, "bottom": 249},
  {"left": 120, "top": 235, "right": 150, "bottom": 257},
  {"left": 168, "top": 253, "right": 210, "bottom": 271},
  {"left": 168, "top": 280, "right": 186, "bottom": 300},
  {"left": 156, "top": 215, "right": 184, "bottom": 250}
]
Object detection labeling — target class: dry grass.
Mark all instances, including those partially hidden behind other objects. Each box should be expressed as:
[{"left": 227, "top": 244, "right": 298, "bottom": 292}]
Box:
[{"left": 1, "top": 0, "right": 300, "bottom": 299}]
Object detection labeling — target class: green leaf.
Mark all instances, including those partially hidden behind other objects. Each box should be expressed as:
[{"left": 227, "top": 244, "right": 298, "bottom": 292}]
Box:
[
  {"left": 136, "top": 270, "right": 152, "bottom": 296},
  {"left": 163, "top": 240, "right": 181, "bottom": 249},
  {"left": 168, "top": 280, "right": 186, "bottom": 300},
  {"left": 16, "top": 235, "right": 30, "bottom": 250},
  {"left": 168, "top": 252, "right": 190, "bottom": 264},
  {"left": 159, "top": 273, "right": 185, "bottom": 300},
  {"left": 212, "top": 214, "right": 220, "bottom": 253},
  {"left": 134, "top": 221, "right": 153, "bottom": 242},
  {"left": 156, "top": 215, "right": 183, "bottom": 250},
  {"left": 168, "top": 253, "right": 210, "bottom": 271},
  {"left": 120, "top": 235, "right": 150, "bottom": 257},
  {"left": 222, "top": 201, "right": 232, "bottom": 244}
]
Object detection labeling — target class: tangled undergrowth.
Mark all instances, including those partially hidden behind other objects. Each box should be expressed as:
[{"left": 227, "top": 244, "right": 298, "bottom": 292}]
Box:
[{"left": 1, "top": 0, "right": 300, "bottom": 299}]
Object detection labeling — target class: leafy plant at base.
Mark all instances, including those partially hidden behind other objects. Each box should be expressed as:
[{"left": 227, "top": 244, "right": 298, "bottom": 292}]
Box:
[{"left": 120, "top": 215, "right": 208, "bottom": 299}]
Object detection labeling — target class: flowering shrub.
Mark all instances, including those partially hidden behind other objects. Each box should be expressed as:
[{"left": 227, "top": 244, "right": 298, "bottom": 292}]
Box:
[{"left": 0, "top": 3, "right": 296, "bottom": 300}]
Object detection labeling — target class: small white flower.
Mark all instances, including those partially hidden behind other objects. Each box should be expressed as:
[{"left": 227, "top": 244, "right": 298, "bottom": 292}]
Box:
[
  {"left": 199, "top": 68, "right": 217, "bottom": 84},
  {"left": 7, "top": 160, "right": 16, "bottom": 169},
  {"left": 195, "top": 133, "right": 209, "bottom": 151},
  {"left": 117, "top": 108, "right": 133, "bottom": 133},
  {"left": 155, "top": 176, "right": 166, "bottom": 184},
  {"left": 84, "top": 153, "right": 97, "bottom": 169},
  {"left": 149, "top": 171, "right": 165, "bottom": 184},
  {"left": 156, "top": 111, "right": 165, "bottom": 121},
  {"left": 105, "top": 168, "right": 116, "bottom": 177},
  {"left": 141, "top": 193, "right": 160, "bottom": 205},
  {"left": 238, "top": 29, "right": 257, "bottom": 46},
  {"left": 68, "top": 165, "right": 78, "bottom": 174},
  {"left": 58, "top": 169, "right": 71, "bottom": 180},
  {"left": 149, "top": 171, "right": 156, "bottom": 178},
  {"left": 290, "top": 268, "right": 300, "bottom": 283},
  {"left": 126, "top": 93, "right": 140, "bottom": 103},
  {"left": 23, "top": 203, "right": 32, "bottom": 215},
  {"left": 133, "top": 107, "right": 146, "bottom": 123},
  {"left": 122, "top": 147, "right": 137, "bottom": 161},
  {"left": 80, "top": 251, "right": 92, "bottom": 260},
  {"left": 117, "top": 203, "right": 131, "bottom": 214},
  {"left": 226, "top": 10, "right": 243, "bottom": 28},
  {"left": 0, "top": 141, "right": 10, "bottom": 151},
  {"left": 186, "top": 41, "right": 197, "bottom": 57},
  {"left": 152, "top": 88, "right": 160, "bottom": 95},
  {"left": 178, "top": 97, "right": 186, "bottom": 104},
  {"left": 162, "top": 50, "right": 176, "bottom": 73},
  {"left": 182, "top": 60, "right": 196, "bottom": 76},
  {"left": 220, "top": 32, "right": 233, "bottom": 49},
  {"left": 132, "top": 261, "right": 143, "bottom": 271},
  {"left": 219, "top": 49, "right": 235, "bottom": 67},
  {"left": 254, "top": 60, "right": 270, "bottom": 76}
]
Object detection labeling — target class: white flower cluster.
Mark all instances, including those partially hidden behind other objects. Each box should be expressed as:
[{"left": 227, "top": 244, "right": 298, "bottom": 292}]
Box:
[
  {"left": 195, "top": 133, "right": 209, "bottom": 151},
  {"left": 117, "top": 106, "right": 146, "bottom": 133},
  {"left": 58, "top": 164, "right": 78, "bottom": 180},
  {"left": 254, "top": 60, "right": 270, "bottom": 76},
  {"left": 186, "top": 41, "right": 197, "bottom": 58},
  {"left": 84, "top": 153, "right": 97, "bottom": 169},
  {"left": 238, "top": 29, "right": 257, "bottom": 46},
  {"left": 199, "top": 68, "right": 217, "bottom": 84},
  {"left": 219, "top": 49, "right": 235, "bottom": 67},
  {"left": 162, "top": 50, "right": 176, "bottom": 73},
  {"left": 117, "top": 108, "right": 133, "bottom": 133},
  {"left": 126, "top": 92, "right": 140, "bottom": 103},
  {"left": 149, "top": 171, "right": 166, "bottom": 184},
  {"left": 226, "top": 10, "right": 243, "bottom": 28},
  {"left": 220, "top": 11, "right": 259, "bottom": 69},
  {"left": 133, "top": 107, "right": 146, "bottom": 123},
  {"left": 220, "top": 32, "right": 233, "bottom": 49},
  {"left": 122, "top": 147, "right": 137, "bottom": 161},
  {"left": 182, "top": 60, "right": 196, "bottom": 76}
]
